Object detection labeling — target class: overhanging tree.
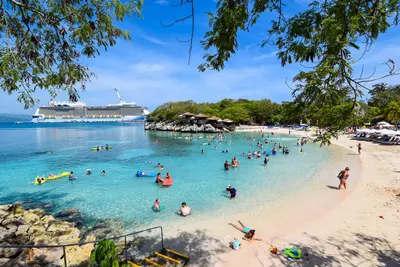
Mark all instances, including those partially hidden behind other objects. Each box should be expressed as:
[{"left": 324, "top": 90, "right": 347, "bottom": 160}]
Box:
[{"left": 0, "top": 0, "right": 143, "bottom": 107}]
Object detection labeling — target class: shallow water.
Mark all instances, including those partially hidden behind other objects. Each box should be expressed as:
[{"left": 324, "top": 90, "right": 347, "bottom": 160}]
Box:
[{"left": 0, "top": 123, "right": 332, "bottom": 227}]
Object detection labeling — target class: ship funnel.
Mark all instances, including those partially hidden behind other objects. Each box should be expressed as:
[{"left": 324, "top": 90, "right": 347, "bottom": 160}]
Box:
[{"left": 114, "top": 88, "right": 122, "bottom": 104}]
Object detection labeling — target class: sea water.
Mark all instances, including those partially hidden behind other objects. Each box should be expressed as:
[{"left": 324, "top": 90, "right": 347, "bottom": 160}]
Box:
[{"left": 0, "top": 123, "right": 332, "bottom": 227}]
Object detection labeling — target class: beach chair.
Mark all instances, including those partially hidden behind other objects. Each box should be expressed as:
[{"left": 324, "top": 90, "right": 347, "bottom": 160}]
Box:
[{"left": 128, "top": 248, "right": 190, "bottom": 267}]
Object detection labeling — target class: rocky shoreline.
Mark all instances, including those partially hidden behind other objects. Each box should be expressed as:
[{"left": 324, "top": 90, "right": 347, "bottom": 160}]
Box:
[
  {"left": 0, "top": 204, "right": 96, "bottom": 266},
  {"left": 145, "top": 121, "right": 233, "bottom": 133}
]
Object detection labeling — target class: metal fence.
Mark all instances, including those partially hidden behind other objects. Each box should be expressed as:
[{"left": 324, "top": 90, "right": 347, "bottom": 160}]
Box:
[{"left": 0, "top": 226, "right": 164, "bottom": 267}]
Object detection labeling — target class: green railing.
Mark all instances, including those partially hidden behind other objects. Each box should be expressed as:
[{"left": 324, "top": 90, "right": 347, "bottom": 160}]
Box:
[{"left": 0, "top": 226, "right": 164, "bottom": 267}]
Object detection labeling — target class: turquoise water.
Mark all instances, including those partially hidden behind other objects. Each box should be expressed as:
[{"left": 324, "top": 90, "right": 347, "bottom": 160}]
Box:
[{"left": 0, "top": 123, "right": 332, "bottom": 227}]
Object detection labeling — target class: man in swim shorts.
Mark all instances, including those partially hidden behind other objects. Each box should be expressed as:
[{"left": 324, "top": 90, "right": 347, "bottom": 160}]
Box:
[
  {"left": 178, "top": 202, "right": 191, "bottom": 216},
  {"left": 224, "top": 160, "right": 230, "bottom": 170}
]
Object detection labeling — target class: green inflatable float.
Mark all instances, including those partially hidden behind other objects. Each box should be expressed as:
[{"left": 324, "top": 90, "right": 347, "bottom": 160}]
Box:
[{"left": 283, "top": 248, "right": 302, "bottom": 260}]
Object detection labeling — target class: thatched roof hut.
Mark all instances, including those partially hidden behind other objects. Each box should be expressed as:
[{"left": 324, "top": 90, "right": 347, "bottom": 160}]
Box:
[
  {"left": 207, "top": 116, "right": 221, "bottom": 121},
  {"left": 222, "top": 119, "right": 234, "bottom": 124},
  {"left": 181, "top": 112, "right": 195, "bottom": 117},
  {"left": 194, "top": 113, "right": 209, "bottom": 118}
]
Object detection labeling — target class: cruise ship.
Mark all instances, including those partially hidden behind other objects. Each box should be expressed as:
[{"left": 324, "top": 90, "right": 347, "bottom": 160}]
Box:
[{"left": 31, "top": 89, "right": 150, "bottom": 123}]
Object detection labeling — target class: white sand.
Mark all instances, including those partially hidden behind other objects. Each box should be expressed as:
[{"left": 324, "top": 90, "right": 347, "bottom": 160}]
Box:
[{"left": 151, "top": 128, "right": 400, "bottom": 266}]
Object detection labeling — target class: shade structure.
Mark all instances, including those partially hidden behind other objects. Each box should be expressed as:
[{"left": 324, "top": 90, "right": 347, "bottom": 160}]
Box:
[
  {"left": 207, "top": 116, "right": 221, "bottom": 121},
  {"left": 194, "top": 113, "right": 209, "bottom": 118},
  {"left": 222, "top": 119, "right": 233, "bottom": 123},
  {"left": 181, "top": 112, "right": 195, "bottom": 117},
  {"left": 377, "top": 121, "right": 392, "bottom": 126}
]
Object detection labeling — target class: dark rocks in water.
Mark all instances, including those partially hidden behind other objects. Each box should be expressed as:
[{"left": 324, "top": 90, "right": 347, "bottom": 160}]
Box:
[
  {"left": 83, "top": 218, "right": 125, "bottom": 240},
  {"left": 55, "top": 208, "right": 84, "bottom": 229}
]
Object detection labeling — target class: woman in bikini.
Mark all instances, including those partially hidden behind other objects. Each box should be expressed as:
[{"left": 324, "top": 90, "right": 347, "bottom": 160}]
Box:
[{"left": 229, "top": 221, "right": 262, "bottom": 241}]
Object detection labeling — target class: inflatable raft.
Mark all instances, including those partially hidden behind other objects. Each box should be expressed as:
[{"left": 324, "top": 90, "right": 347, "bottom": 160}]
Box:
[
  {"left": 33, "top": 172, "right": 70, "bottom": 184},
  {"left": 91, "top": 146, "right": 112, "bottom": 151},
  {"left": 136, "top": 171, "right": 157, "bottom": 177}
]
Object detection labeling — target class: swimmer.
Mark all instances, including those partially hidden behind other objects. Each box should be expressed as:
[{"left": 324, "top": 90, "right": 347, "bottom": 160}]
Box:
[
  {"left": 226, "top": 185, "right": 237, "bottom": 199},
  {"left": 278, "top": 143, "right": 282, "bottom": 148},
  {"left": 201, "top": 149, "right": 204, "bottom": 154},
  {"left": 177, "top": 202, "right": 191, "bottom": 216},
  {"left": 229, "top": 221, "right": 262, "bottom": 241},
  {"left": 153, "top": 198, "right": 161, "bottom": 212},
  {"left": 264, "top": 155, "right": 269, "bottom": 165},
  {"left": 257, "top": 151, "right": 261, "bottom": 158},
  {"left": 148, "top": 160, "right": 152, "bottom": 164},
  {"left": 69, "top": 171, "right": 76, "bottom": 180},
  {"left": 224, "top": 160, "right": 230, "bottom": 170},
  {"left": 86, "top": 169, "right": 92, "bottom": 175},
  {"left": 155, "top": 173, "right": 164, "bottom": 184},
  {"left": 247, "top": 152, "right": 252, "bottom": 159},
  {"left": 101, "top": 170, "right": 106, "bottom": 175},
  {"left": 300, "top": 148, "right": 304, "bottom": 153}
]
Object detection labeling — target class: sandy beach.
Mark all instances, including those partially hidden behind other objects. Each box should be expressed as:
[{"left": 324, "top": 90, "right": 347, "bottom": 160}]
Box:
[{"left": 155, "top": 128, "right": 400, "bottom": 266}]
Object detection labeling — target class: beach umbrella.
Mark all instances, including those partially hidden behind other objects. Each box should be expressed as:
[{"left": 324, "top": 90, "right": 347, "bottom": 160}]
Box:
[
  {"left": 207, "top": 116, "right": 221, "bottom": 121},
  {"left": 194, "top": 114, "right": 209, "bottom": 118}
]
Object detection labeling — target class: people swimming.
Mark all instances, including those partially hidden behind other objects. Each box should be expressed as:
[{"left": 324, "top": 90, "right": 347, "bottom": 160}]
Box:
[
  {"left": 105, "top": 144, "right": 109, "bottom": 150},
  {"left": 257, "top": 151, "right": 261, "bottom": 158},
  {"left": 231, "top": 157, "right": 239, "bottom": 167},
  {"left": 69, "top": 171, "right": 76, "bottom": 180},
  {"left": 157, "top": 163, "right": 164, "bottom": 170},
  {"left": 177, "top": 202, "right": 191, "bottom": 216},
  {"left": 271, "top": 147, "right": 277, "bottom": 155},
  {"left": 86, "top": 169, "right": 92, "bottom": 175},
  {"left": 153, "top": 198, "right": 161, "bottom": 212},
  {"left": 101, "top": 170, "right": 106, "bottom": 175},
  {"left": 201, "top": 149, "right": 204, "bottom": 154},
  {"left": 223, "top": 160, "right": 230, "bottom": 170},
  {"left": 162, "top": 173, "right": 173, "bottom": 187},
  {"left": 155, "top": 173, "right": 164, "bottom": 184},
  {"left": 278, "top": 143, "right": 282, "bottom": 149},
  {"left": 229, "top": 220, "right": 262, "bottom": 241},
  {"left": 247, "top": 152, "right": 252, "bottom": 159},
  {"left": 226, "top": 185, "right": 237, "bottom": 199},
  {"left": 264, "top": 155, "right": 269, "bottom": 165}
]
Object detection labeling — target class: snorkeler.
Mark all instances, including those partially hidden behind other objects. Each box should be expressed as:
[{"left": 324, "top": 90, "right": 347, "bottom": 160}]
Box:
[
  {"left": 229, "top": 221, "right": 262, "bottom": 241},
  {"left": 86, "top": 169, "right": 92, "bottom": 175},
  {"left": 101, "top": 170, "right": 106, "bottom": 175}
]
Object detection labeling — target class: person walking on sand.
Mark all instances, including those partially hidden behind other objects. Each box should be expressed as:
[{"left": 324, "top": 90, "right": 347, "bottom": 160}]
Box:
[
  {"left": 357, "top": 143, "right": 361, "bottom": 155},
  {"left": 337, "top": 167, "right": 350, "bottom": 190}
]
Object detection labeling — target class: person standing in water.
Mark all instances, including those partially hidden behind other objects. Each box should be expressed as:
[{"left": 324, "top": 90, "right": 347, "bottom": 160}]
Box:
[
  {"left": 337, "top": 167, "right": 350, "bottom": 190},
  {"left": 153, "top": 199, "right": 161, "bottom": 212},
  {"left": 264, "top": 155, "right": 269, "bottom": 165},
  {"left": 155, "top": 173, "right": 164, "bottom": 184},
  {"left": 224, "top": 160, "right": 230, "bottom": 170},
  {"left": 357, "top": 143, "right": 362, "bottom": 155}
]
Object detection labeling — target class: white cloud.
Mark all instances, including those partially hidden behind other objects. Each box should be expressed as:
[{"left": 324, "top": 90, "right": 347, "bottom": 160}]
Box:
[
  {"left": 154, "top": 0, "right": 169, "bottom": 5},
  {"left": 140, "top": 35, "right": 170, "bottom": 46},
  {"left": 253, "top": 51, "right": 278, "bottom": 61}
]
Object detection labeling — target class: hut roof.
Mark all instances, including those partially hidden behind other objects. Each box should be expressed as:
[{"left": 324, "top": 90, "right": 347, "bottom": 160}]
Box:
[
  {"left": 181, "top": 112, "right": 195, "bottom": 116},
  {"left": 207, "top": 116, "right": 221, "bottom": 121},
  {"left": 195, "top": 113, "right": 209, "bottom": 118},
  {"left": 222, "top": 119, "right": 233, "bottom": 123}
]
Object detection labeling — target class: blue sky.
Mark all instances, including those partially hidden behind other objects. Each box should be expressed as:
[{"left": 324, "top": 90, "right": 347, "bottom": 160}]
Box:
[{"left": 2, "top": 0, "right": 400, "bottom": 114}]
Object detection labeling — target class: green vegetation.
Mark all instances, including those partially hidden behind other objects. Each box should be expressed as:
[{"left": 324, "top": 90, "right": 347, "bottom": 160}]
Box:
[
  {"left": 149, "top": 83, "right": 400, "bottom": 143},
  {"left": 90, "top": 239, "right": 129, "bottom": 267}
]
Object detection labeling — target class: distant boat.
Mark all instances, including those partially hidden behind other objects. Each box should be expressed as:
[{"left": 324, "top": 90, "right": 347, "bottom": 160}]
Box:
[{"left": 15, "top": 121, "right": 23, "bottom": 124}]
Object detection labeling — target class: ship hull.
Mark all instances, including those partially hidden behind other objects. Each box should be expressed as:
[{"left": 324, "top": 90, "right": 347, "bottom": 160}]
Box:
[{"left": 31, "top": 116, "right": 146, "bottom": 123}]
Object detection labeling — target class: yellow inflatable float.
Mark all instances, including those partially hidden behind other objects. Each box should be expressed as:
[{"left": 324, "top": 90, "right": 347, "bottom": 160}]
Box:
[{"left": 33, "top": 172, "right": 70, "bottom": 184}]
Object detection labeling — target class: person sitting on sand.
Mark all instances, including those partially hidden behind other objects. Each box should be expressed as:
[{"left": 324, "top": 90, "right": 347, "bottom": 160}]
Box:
[
  {"left": 177, "top": 202, "right": 191, "bottom": 216},
  {"left": 153, "top": 198, "right": 161, "bottom": 212},
  {"left": 155, "top": 173, "right": 164, "bottom": 184},
  {"left": 86, "top": 169, "right": 92, "bottom": 175},
  {"left": 229, "top": 221, "right": 262, "bottom": 241},
  {"left": 229, "top": 236, "right": 241, "bottom": 250},
  {"left": 337, "top": 167, "right": 350, "bottom": 190},
  {"left": 224, "top": 160, "right": 230, "bottom": 170},
  {"left": 101, "top": 170, "right": 106, "bottom": 175},
  {"left": 226, "top": 185, "right": 237, "bottom": 199}
]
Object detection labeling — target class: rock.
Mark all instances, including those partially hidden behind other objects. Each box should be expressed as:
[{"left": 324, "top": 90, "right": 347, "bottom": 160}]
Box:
[
  {"left": 0, "top": 226, "right": 15, "bottom": 241},
  {"left": 1, "top": 214, "right": 25, "bottom": 227},
  {"left": 53, "top": 228, "right": 81, "bottom": 244},
  {"left": 29, "top": 208, "right": 45, "bottom": 218},
  {"left": 10, "top": 204, "right": 24, "bottom": 217},
  {"left": 30, "top": 231, "right": 54, "bottom": 245},
  {"left": 0, "top": 242, "right": 22, "bottom": 258},
  {"left": 47, "top": 220, "right": 74, "bottom": 232},
  {"left": 65, "top": 235, "right": 95, "bottom": 266},
  {"left": 55, "top": 208, "right": 79, "bottom": 219},
  {"left": 15, "top": 224, "right": 30, "bottom": 236},
  {"left": 27, "top": 224, "right": 46, "bottom": 236},
  {"left": 0, "top": 258, "right": 10, "bottom": 266},
  {"left": 23, "top": 211, "right": 40, "bottom": 225},
  {"left": 0, "top": 205, "right": 11, "bottom": 211},
  {"left": 33, "top": 215, "right": 55, "bottom": 228}
]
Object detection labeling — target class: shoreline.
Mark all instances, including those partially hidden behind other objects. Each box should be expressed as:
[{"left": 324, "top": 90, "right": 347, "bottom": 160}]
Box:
[{"left": 147, "top": 128, "right": 399, "bottom": 266}]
